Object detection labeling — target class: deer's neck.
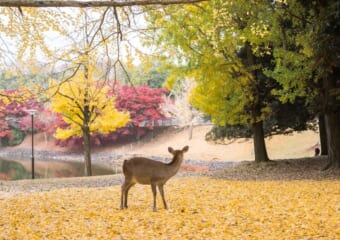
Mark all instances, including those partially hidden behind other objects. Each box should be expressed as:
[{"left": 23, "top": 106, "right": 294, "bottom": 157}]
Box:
[{"left": 168, "top": 155, "right": 183, "bottom": 169}]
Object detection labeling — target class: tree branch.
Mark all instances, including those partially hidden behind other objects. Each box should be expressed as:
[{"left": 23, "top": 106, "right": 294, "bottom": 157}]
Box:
[{"left": 0, "top": 0, "right": 206, "bottom": 8}]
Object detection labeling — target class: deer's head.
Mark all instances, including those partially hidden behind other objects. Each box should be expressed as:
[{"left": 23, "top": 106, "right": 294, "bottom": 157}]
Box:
[{"left": 168, "top": 145, "right": 189, "bottom": 156}]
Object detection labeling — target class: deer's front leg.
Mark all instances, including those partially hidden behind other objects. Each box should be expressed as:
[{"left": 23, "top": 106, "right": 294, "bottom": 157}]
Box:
[
  {"left": 151, "top": 183, "right": 157, "bottom": 212},
  {"left": 158, "top": 184, "right": 168, "bottom": 210}
]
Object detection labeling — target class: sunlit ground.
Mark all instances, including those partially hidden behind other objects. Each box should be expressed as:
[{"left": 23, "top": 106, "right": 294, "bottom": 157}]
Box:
[{"left": 0, "top": 177, "right": 339, "bottom": 239}]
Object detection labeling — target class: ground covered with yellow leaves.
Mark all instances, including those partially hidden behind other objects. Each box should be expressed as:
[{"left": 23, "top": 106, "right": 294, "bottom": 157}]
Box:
[{"left": 1, "top": 176, "right": 339, "bottom": 239}]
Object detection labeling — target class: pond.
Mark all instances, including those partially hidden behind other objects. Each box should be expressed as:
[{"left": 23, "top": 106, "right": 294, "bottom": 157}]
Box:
[{"left": 0, "top": 159, "right": 115, "bottom": 180}]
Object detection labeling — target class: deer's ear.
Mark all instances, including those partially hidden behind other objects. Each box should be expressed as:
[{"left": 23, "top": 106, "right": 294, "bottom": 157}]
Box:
[
  {"left": 182, "top": 146, "right": 189, "bottom": 152},
  {"left": 168, "top": 147, "right": 174, "bottom": 154}
]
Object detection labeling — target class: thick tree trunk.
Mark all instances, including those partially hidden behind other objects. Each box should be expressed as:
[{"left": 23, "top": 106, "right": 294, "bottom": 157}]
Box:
[
  {"left": 245, "top": 41, "right": 270, "bottom": 163},
  {"left": 321, "top": 65, "right": 340, "bottom": 169},
  {"left": 318, "top": 114, "right": 328, "bottom": 155},
  {"left": 324, "top": 113, "right": 340, "bottom": 169},
  {"left": 83, "top": 126, "right": 92, "bottom": 176},
  {"left": 252, "top": 121, "right": 269, "bottom": 162}
]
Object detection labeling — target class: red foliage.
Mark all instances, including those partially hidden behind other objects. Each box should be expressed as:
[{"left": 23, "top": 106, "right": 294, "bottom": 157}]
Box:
[
  {"left": 103, "top": 85, "right": 169, "bottom": 143},
  {"left": 114, "top": 85, "right": 168, "bottom": 126},
  {"left": 0, "top": 111, "right": 12, "bottom": 138},
  {"left": 0, "top": 89, "right": 48, "bottom": 140}
]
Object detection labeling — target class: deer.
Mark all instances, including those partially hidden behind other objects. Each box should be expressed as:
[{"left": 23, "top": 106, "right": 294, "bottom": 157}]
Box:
[{"left": 120, "top": 145, "right": 189, "bottom": 211}]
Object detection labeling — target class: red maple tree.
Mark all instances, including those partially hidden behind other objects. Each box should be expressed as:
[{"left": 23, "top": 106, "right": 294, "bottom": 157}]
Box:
[{"left": 0, "top": 89, "right": 47, "bottom": 143}]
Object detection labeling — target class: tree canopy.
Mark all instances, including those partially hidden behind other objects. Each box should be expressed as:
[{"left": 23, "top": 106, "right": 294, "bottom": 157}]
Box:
[{"left": 142, "top": 0, "right": 339, "bottom": 166}]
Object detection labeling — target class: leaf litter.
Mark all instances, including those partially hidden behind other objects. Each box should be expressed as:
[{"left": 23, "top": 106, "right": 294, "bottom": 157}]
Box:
[{"left": 0, "top": 176, "right": 339, "bottom": 239}]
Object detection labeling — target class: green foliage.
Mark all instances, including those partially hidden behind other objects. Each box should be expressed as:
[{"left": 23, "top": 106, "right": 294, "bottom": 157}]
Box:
[
  {"left": 121, "top": 62, "right": 169, "bottom": 88},
  {"left": 206, "top": 98, "right": 318, "bottom": 141},
  {"left": 206, "top": 124, "right": 252, "bottom": 141},
  {"left": 263, "top": 1, "right": 317, "bottom": 105},
  {"left": 265, "top": 0, "right": 339, "bottom": 112},
  {"left": 0, "top": 73, "right": 20, "bottom": 89},
  {"left": 0, "top": 126, "right": 25, "bottom": 147},
  {"left": 265, "top": 49, "right": 315, "bottom": 103}
]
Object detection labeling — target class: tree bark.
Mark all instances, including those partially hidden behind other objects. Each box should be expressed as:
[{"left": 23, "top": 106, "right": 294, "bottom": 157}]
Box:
[
  {"left": 323, "top": 73, "right": 340, "bottom": 169},
  {"left": 324, "top": 113, "right": 340, "bottom": 169},
  {"left": 82, "top": 59, "right": 92, "bottom": 176},
  {"left": 244, "top": 41, "right": 270, "bottom": 163},
  {"left": 83, "top": 125, "right": 92, "bottom": 176},
  {"left": 252, "top": 121, "right": 269, "bottom": 162},
  {"left": 0, "top": 0, "right": 205, "bottom": 8},
  {"left": 321, "top": 63, "right": 340, "bottom": 169},
  {"left": 318, "top": 114, "right": 328, "bottom": 155}
]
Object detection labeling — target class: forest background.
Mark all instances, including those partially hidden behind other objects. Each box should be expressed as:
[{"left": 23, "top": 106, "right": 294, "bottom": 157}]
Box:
[{"left": 0, "top": 0, "right": 339, "bottom": 178}]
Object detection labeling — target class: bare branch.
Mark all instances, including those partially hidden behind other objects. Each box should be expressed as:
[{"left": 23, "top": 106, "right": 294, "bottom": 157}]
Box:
[
  {"left": 43, "top": 63, "right": 83, "bottom": 103},
  {"left": 88, "top": 7, "right": 110, "bottom": 47},
  {"left": 0, "top": 0, "right": 206, "bottom": 8},
  {"left": 113, "top": 7, "right": 123, "bottom": 41}
]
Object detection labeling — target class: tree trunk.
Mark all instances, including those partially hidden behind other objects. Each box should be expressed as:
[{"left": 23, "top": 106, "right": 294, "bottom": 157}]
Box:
[
  {"left": 321, "top": 64, "right": 340, "bottom": 169},
  {"left": 83, "top": 125, "right": 92, "bottom": 176},
  {"left": 324, "top": 113, "right": 340, "bottom": 169},
  {"left": 252, "top": 121, "right": 269, "bottom": 162},
  {"left": 318, "top": 114, "right": 328, "bottom": 155},
  {"left": 245, "top": 41, "right": 270, "bottom": 163},
  {"left": 188, "top": 122, "right": 193, "bottom": 140}
]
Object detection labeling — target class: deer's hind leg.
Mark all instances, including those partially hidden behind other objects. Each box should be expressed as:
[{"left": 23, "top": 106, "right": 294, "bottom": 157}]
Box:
[{"left": 120, "top": 179, "right": 135, "bottom": 209}]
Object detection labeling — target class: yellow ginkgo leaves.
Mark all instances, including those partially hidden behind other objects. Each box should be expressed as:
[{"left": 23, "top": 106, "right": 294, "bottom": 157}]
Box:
[
  {"left": 49, "top": 69, "right": 130, "bottom": 140},
  {"left": 0, "top": 177, "right": 339, "bottom": 239}
]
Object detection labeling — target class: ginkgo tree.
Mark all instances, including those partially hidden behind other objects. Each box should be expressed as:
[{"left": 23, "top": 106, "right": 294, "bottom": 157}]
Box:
[
  {"left": 142, "top": 1, "right": 276, "bottom": 162},
  {"left": 143, "top": 0, "right": 317, "bottom": 163},
  {"left": 49, "top": 66, "right": 130, "bottom": 176}
]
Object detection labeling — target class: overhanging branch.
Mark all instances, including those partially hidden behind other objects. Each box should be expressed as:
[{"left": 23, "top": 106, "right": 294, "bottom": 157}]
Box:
[{"left": 0, "top": 0, "right": 206, "bottom": 8}]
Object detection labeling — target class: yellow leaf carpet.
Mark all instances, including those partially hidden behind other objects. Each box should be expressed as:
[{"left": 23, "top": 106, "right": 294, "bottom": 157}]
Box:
[{"left": 0, "top": 177, "right": 339, "bottom": 239}]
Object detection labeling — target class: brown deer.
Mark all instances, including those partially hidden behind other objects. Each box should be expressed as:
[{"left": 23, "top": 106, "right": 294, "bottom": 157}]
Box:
[{"left": 120, "top": 145, "right": 189, "bottom": 211}]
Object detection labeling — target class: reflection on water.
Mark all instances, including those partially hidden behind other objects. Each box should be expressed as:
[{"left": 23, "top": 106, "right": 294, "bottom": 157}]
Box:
[{"left": 0, "top": 159, "right": 115, "bottom": 180}]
